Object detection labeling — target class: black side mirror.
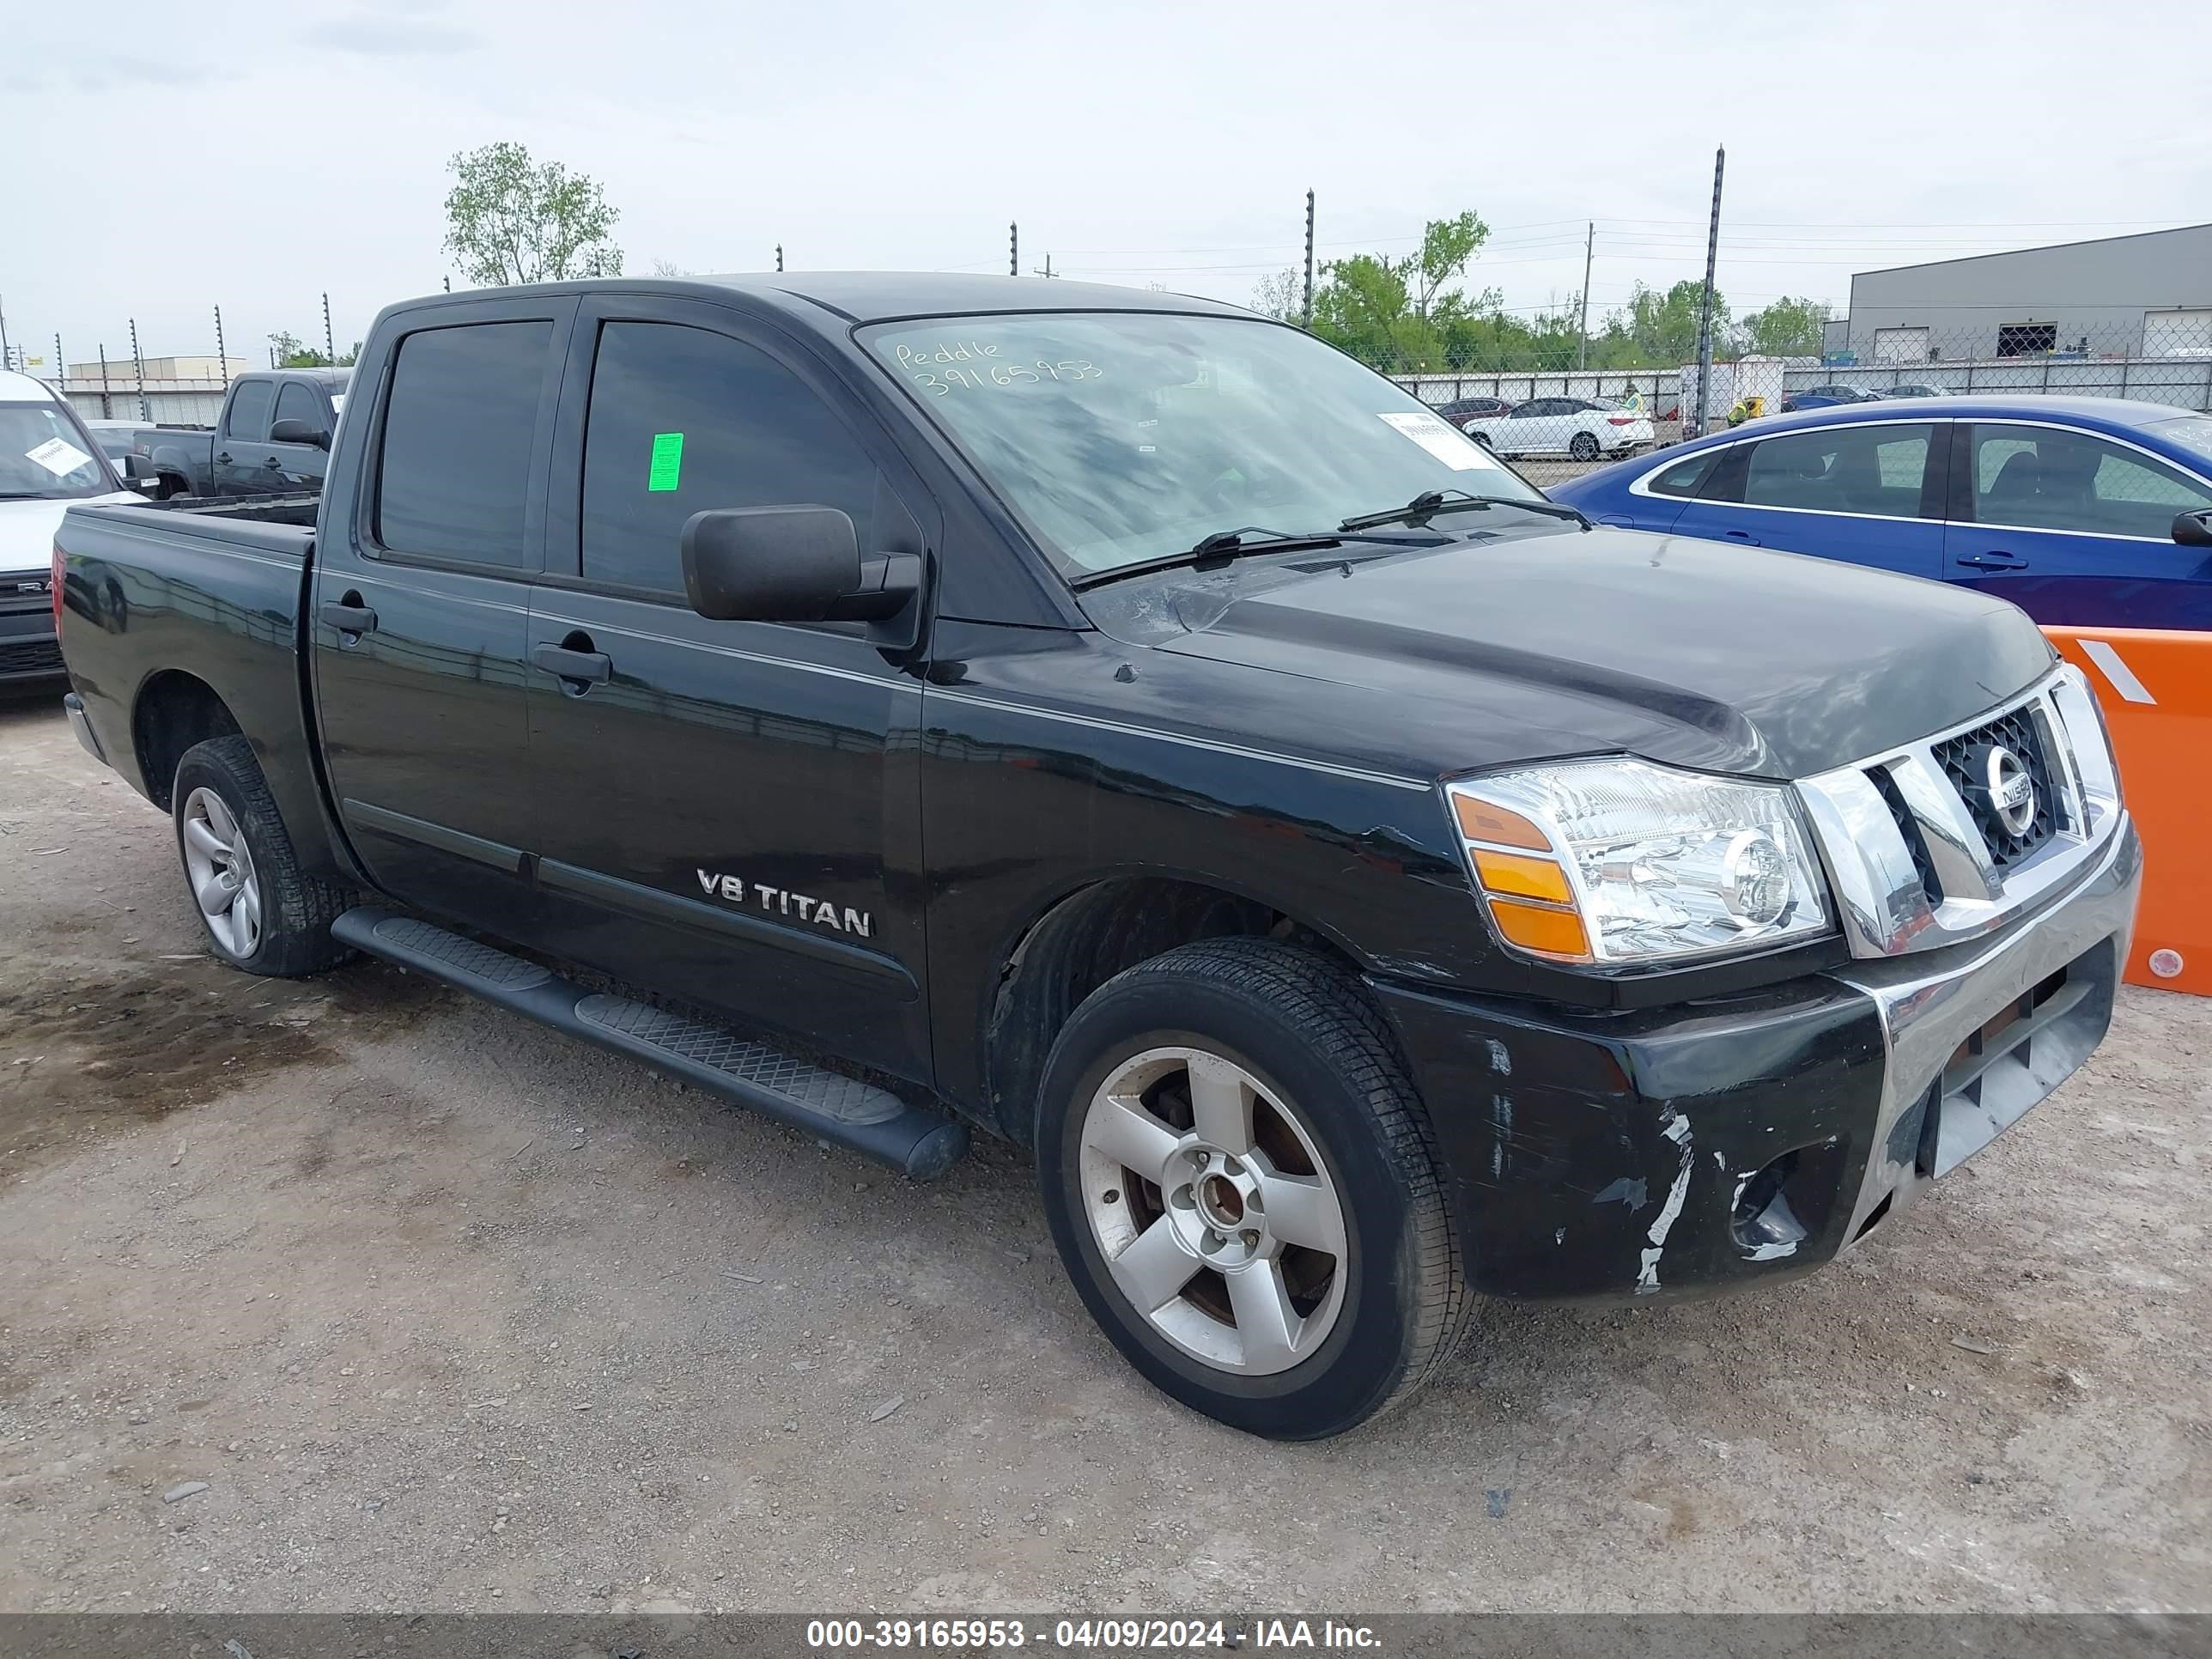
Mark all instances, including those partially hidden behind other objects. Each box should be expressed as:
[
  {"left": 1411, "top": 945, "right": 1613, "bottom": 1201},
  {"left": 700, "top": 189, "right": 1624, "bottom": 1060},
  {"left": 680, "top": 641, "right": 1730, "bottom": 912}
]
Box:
[
  {"left": 2174, "top": 508, "right": 2212, "bottom": 548},
  {"left": 269, "top": 418, "right": 330, "bottom": 448},
  {"left": 681, "top": 505, "right": 921, "bottom": 636}
]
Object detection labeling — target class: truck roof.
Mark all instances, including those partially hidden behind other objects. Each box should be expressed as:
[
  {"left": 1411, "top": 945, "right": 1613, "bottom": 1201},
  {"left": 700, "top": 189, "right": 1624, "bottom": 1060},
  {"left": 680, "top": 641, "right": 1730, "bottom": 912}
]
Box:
[
  {"left": 0, "top": 369, "right": 65, "bottom": 403},
  {"left": 405, "top": 273, "right": 1254, "bottom": 326}
]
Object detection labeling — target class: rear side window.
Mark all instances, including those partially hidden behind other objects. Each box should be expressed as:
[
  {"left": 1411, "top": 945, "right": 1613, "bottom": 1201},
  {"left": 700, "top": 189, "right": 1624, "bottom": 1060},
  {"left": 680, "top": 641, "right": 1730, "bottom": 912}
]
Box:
[
  {"left": 224, "top": 380, "right": 274, "bottom": 441},
  {"left": 1647, "top": 451, "right": 1719, "bottom": 498},
  {"left": 375, "top": 321, "right": 550, "bottom": 568},
  {"left": 1738, "top": 422, "right": 1935, "bottom": 517},
  {"left": 579, "top": 320, "right": 880, "bottom": 593},
  {"left": 271, "top": 381, "right": 323, "bottom": 433}
]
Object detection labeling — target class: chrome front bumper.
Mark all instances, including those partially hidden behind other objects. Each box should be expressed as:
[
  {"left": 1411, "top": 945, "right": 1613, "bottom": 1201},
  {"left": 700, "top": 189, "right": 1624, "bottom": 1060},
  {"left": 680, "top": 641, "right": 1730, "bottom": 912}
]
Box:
[{"left": 1830, "top": 814, "right": 2141, "bottom": 1248}]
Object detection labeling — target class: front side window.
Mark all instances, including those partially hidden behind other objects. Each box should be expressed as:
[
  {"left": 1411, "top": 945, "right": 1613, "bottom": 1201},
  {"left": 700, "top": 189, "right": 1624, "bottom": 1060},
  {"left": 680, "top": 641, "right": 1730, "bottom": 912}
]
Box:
[
  {"left": 224, "top": 380, "right": 275, "bottom": 441},
  {"left": 375, "top": 320, "right": 551, "bottom": 568},
  {"left": 271, "top": 381, "right": 323, "bottom": 434},
  {"left": 862, "top": 313, "right": 1547, "bottom": 577},
  {"left": 1737, "top": 422, "right": 1934, "bottom": 517},
  {"left": 1970, "top": 424, "right": 2212, "bottom": 538},
  {"left": 579, "top": 322, "right": 881, "bottom": 594},
  {"left": 0, "top": 400, "right": 114, "bottom": 500}
]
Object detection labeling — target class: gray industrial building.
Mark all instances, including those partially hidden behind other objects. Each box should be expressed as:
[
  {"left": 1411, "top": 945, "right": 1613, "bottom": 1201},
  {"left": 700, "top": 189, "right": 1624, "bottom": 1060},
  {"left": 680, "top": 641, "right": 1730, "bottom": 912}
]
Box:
[{"left": 1828, "top": 222, "right": 2212, "bottom": 365}]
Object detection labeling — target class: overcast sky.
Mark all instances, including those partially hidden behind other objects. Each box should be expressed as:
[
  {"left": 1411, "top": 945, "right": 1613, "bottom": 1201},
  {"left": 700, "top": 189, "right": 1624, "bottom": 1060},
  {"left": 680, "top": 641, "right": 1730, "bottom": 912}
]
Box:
[{"left": 7, "top": 0, "right": 2210, "bottom": 370}]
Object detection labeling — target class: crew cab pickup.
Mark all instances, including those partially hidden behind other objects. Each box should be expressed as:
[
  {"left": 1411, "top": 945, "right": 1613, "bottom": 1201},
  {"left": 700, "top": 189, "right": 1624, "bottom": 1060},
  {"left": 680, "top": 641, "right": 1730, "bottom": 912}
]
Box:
[
  {"left": 137, "top": 368, "right": 349, "bottom": 500},
  {"left": 54, "top": 276, "right": 2141, "bottom": 1439}
]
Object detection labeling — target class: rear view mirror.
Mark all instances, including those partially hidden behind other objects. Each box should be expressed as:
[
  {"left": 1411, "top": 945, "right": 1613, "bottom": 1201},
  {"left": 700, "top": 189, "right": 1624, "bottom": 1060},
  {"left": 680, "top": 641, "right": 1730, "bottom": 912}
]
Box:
[
  {"left": 2174, "top": 509, "right": 2212, "bottom": 548},
  {"left": 681, "top": 506, "right": 921, "bottom": 634}
]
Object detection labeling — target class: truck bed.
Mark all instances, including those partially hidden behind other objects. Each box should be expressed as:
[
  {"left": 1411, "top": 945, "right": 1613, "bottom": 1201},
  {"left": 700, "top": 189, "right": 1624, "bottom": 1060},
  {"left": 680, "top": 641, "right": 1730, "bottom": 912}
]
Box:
[{"left": 53, "top": 495, "right": 338, "bottom": 880}]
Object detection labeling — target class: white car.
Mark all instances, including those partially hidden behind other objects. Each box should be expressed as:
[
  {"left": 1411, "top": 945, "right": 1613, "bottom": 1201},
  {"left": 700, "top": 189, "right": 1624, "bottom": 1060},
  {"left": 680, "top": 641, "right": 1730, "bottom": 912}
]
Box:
[
  {"left": 2, "top": 370, "right": 140, "bottom": 684},
  {"left": 1478, "top": 396, "right": 1655, "bottom": 462}
]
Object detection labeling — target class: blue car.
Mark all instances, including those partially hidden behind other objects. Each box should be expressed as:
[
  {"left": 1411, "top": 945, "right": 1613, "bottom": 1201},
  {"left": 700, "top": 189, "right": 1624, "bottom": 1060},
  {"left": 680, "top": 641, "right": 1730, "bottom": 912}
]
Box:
[{"left": 1549, "top": 396, "right": 2212, "bottom": 630}]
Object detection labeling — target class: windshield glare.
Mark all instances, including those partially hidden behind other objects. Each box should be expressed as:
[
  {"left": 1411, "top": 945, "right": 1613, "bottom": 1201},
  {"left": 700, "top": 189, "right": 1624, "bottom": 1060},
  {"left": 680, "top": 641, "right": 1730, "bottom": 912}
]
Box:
[
  {"left": 0, "top": 402, "right": 114, "bottom": 500},
  {"left": 2151, "top": 415, "right": 2212, "bottom": 467},
  {"left": 860, "top": 312, "right": 1545, "bottom": 576}
]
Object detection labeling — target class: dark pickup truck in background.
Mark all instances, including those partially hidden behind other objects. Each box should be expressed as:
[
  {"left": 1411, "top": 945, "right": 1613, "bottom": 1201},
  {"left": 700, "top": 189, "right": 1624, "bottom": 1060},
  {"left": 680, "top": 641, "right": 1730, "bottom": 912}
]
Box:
[
  {"left": 53, "top": 275, "right": 2139, "bottom": 1439},
  {"left": 135, "top": 368, "right": 349, "bottom": 500}
]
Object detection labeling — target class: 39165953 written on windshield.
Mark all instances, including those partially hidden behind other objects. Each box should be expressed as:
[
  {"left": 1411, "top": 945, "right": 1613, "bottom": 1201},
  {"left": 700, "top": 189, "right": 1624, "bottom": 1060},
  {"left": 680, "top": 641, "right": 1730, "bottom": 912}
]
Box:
[{"left": 859, "top": 312, "right": 1546, "bottom": 578}]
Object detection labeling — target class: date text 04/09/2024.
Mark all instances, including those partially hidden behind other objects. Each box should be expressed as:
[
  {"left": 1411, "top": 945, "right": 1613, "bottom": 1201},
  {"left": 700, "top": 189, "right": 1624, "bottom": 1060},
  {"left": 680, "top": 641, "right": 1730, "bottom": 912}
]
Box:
[{"left": 804, "top": 1618, "right": 1382, "bottom": 1650}]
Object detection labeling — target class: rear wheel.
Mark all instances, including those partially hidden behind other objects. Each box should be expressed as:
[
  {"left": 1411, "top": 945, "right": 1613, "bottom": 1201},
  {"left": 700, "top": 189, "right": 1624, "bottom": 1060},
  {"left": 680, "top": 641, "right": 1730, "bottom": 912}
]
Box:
[
  {"left": 1036, "top": 939, "right": 1472, "bottom": 1439},
  {"left": 1569, "top": 430, "right": 1601, "bottom": 462},
  {"left": 172, "top": 736, "right": 352, "bottom": 977}
]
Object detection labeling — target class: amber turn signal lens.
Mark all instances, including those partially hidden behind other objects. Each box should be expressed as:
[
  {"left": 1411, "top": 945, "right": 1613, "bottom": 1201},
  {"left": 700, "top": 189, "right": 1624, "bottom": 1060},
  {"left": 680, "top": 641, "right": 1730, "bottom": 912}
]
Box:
[
  {"left": 1487, "top": 897, "right": 1591, "bottom": 960},
  {"left": 1452, "top": 793, "right": 1552, "bottom": 851},
  {"left": 1471, "top": 848, "right": 1574, "bottom": 905}
]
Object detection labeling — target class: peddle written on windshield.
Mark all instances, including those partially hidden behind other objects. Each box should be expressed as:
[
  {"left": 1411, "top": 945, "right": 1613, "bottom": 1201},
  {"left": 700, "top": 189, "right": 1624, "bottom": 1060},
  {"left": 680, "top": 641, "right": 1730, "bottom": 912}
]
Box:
[{"left": 892, "top": 339, "right": 1101, "bottom": 395}]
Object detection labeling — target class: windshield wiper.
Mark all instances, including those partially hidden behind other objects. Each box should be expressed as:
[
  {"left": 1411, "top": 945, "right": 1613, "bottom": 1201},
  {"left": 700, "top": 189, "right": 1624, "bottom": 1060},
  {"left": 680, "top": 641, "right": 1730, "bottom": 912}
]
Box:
[
  {"left": 1072, "top": 526, "right": 1366, "bottom": 590},
  {"left": 1338, "top": 488, "right": 1590, "bottom": 533}
]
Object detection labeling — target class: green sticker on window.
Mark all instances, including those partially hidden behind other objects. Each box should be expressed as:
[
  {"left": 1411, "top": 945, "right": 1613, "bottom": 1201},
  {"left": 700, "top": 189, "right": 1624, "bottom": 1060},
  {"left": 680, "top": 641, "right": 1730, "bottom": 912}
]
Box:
[{"left": 647, "top": 431, "right": 684, "bottom": 491}]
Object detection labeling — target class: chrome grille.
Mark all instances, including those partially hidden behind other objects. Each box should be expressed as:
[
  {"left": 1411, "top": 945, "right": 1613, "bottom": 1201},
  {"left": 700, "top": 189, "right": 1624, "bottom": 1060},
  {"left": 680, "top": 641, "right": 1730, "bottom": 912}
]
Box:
[
  {"left": 1929, "top": 706, "right": 2058, "bottom": 872},
  {"left": 1795, "top": 667, "right": 2123, "bottom": 959}
]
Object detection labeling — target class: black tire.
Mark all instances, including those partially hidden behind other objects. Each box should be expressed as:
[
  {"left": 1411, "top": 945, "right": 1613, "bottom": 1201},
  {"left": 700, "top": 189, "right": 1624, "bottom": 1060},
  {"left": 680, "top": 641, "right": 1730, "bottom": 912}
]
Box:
[
  {"left": 1568, "top": 431, "right": 1601, "bottom": 462},
  {"left": 1470, "top": 428, "right": 1495, "bottom": 448},
  {"left": 1035, "top": 939, "right": 1472, "bottom": 1439},
  {"left": 172, "top": 735, "right": 353, "bottom": 977}
]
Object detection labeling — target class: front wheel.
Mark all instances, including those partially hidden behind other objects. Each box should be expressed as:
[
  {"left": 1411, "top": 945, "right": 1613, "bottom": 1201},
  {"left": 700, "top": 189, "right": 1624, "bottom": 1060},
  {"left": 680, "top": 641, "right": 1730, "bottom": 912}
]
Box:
[
  {"left": 1036, "top": 939, "right": 1472, "bottom": 1439},
  {"left": 1568, "top": 431, "right": 1601, "bottom": 462}
]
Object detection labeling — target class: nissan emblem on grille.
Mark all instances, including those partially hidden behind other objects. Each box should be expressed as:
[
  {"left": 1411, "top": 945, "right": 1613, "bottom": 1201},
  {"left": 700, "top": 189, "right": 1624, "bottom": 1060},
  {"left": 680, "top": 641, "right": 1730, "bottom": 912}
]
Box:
[{"left": 1968, "top": 743, "right": 2038, "bottom": 838}]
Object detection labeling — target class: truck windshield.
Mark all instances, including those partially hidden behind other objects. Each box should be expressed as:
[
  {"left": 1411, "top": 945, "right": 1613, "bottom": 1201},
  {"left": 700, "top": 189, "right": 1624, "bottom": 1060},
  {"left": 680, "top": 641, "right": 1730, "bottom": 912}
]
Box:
[
  {"left": 0, "top": 401, "right": 116, "bottom": 500},
  {"left": 859, "top": 312, "right": 1548, "bottom": 577}
]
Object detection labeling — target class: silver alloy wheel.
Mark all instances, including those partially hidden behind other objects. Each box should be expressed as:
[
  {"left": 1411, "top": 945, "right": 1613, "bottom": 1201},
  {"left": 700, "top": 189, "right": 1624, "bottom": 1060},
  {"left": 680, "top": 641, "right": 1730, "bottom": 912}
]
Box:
[
  {"left": 1078, "top": 1046, "right": 1348, "bottom": 1376},
  {"left": 181, "top": 786, "right": 263, "bottom": 959}
]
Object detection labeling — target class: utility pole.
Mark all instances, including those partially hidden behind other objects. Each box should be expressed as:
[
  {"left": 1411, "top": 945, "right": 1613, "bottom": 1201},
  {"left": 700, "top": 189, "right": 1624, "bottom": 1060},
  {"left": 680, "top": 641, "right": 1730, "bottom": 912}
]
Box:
[
  {"left": 1009, "top": 222, "right": 1018, "bottom": 277},
  {"left": 1302, "top": 189, "right": 1316, "bottom": 329},
  {"left": 130, "top": 318, "right": 149, "bottom": 423},
  {"left": 1033, "top": 254, "right": 1054, "bottom": 278},
  {"left": 98, "top": 344, "right": 112, "bottom": 418},
  {"left": 1690, "top": 146, "right": 1725, "bottom": 440},
  {"left": 443, "top": 275, "right": 452, "bottom": 293},
  {"left": 213, "top": 305, "right": 227, "bottom": 375},
  {"left": 1576, "top": 221, "right": 1594, "bottom": 373},
  {"left": 323, "top": 292, "right": 335, "bottom": 366},
  {"left": 0, "top": 293, "right": 11, "bottom": 369},
  {"left": 54, "top": 334, "right": 64, "bottom": 389},
  {"left": 775, "top": 245, "right": 784, "bottom": 273}
]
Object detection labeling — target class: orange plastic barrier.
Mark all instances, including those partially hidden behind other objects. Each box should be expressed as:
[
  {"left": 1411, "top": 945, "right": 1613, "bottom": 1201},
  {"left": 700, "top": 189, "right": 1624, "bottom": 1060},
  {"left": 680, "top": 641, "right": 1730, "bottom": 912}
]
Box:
[{"left": 2044, "top": 627, "right": 2212, "bottom": 996}]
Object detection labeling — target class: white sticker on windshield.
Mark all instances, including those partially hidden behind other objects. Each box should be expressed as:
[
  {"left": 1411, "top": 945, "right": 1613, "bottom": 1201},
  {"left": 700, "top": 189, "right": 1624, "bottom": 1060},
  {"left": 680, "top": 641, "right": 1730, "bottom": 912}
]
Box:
[
  {"left": 25, "top": 437, "right": 94, "bottom": 477},
  {"left": 1376, "top": 410, "right": 1497, "bottom": 471}
]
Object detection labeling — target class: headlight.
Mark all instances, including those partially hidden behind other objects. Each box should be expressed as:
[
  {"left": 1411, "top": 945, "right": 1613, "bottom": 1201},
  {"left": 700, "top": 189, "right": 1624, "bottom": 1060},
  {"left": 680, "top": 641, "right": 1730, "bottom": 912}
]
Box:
[{"left": 1446, "top": 759, "right": 1833, "bottom": 966}]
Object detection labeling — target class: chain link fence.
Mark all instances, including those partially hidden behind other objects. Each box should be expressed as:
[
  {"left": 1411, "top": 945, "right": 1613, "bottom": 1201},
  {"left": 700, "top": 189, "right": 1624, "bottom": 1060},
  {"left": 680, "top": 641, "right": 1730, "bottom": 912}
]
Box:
[{"left": 1361, "top": 318, "right": 2212, "bottom": 489}]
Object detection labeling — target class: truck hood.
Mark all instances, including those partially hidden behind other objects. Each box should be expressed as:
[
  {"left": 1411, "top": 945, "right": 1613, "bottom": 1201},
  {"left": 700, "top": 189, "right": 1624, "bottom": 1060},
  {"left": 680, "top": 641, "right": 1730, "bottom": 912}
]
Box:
[
  {"left": 0, "top": 492, "right": 136, "bottom": 579},
  {"left": 1084, "top": 526, "right": 2057, "bottom": 781}
]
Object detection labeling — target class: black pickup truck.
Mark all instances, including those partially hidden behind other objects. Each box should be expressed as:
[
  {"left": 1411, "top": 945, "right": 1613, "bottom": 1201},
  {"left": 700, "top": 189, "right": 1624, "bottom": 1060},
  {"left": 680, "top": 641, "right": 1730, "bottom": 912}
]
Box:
[
  {"left": 136, "top": 368, "right": 349, "bottom": 500},
  {"left": 53, "top": 275, "right": 2140, "bottom": 1439}
]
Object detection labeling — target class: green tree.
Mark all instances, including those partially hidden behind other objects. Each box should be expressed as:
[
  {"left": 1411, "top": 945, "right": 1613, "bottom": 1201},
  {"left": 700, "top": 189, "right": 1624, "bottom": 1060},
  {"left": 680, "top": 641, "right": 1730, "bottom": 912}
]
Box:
[
  {"left": 1405, "top": 210, "right": 1489, "bottom": 325},
  {"left": 268, "top": 331, "right": 359, "bottom": 368},
  {"left": 442, "top": 141, "right": 623, "bottom": 287},
  {"left": 1600, "top": 280, "right": 1729, "bottom": 366},
  {"left": 1740, "top": 295, "right": 1832, "bottom": 357},
  {"left": 1249, "top": 268, "right": 1304, "bottom": 323}
]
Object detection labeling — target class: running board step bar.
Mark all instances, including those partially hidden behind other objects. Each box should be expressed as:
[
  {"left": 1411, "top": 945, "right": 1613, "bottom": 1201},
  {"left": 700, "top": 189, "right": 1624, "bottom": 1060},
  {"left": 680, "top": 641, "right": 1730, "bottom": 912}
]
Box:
[{"left": 331, "top": 907, "right": 968, "bottom": 1180}]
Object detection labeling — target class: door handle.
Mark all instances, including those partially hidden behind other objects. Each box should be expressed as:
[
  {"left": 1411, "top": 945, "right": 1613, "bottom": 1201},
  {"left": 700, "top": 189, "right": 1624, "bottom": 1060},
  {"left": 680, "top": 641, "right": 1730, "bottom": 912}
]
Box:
[
  {"left": 264, "top": 457, "right": 283, "bottom": 468},
  {"left": 532, "top": 641, "right": 613, "bottom": 689},
  {"left": 216, "top": 452, "right": 232, "bottom": 465},
  {"left": 318, "top": 599, "right": 379, "bottom": 637},
  {"left": 1723, "top": 528, "right": 1762, "bottom": 545},
  {"left": 1959, "top": 552, "right": 2028, "bottom": 570}
]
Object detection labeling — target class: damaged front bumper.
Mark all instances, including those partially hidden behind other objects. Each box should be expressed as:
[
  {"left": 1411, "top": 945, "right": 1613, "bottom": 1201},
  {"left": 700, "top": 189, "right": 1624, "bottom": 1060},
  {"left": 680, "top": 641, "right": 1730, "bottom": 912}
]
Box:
[{"left": 1371, "top": 817, "right": 2142, "bottom": 1303}]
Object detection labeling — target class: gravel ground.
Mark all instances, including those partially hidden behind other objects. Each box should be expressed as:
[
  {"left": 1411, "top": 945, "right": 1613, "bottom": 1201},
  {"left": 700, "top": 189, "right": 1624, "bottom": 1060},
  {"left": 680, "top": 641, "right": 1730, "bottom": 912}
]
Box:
[{"left": 1, "top": 693, "right": 2206, "bottom": 1614}]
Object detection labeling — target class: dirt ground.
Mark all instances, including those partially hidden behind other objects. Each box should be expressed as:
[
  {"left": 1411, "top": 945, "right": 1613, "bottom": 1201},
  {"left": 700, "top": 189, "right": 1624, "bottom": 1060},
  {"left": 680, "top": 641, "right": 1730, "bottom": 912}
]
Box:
[{"left": 1, "top": 693, "right": 2206, "bottom": 1615}]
